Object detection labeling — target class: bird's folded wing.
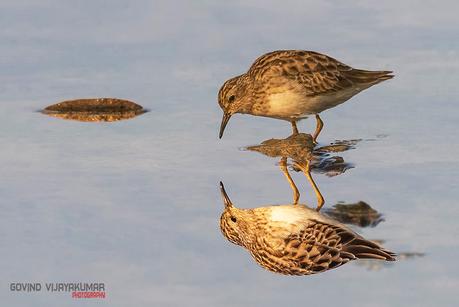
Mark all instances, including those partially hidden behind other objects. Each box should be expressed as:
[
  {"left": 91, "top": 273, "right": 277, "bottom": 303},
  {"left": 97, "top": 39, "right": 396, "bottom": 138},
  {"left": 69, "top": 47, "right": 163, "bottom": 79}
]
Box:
[
  {"left": 249, "top": 50, "right": 392, "bottom": 96},
  {"left": 254, "top": 219, "right": 355, "bottom": 274},
  {"left": 279, "top": 219, "right": 395, "bottom": 267}
]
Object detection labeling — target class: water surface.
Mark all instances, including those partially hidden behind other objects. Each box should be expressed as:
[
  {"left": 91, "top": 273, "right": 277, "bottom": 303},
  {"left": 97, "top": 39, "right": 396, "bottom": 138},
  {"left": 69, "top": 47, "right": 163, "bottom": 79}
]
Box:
[{"left": 1, "top": 1, "right": 458, "bottom": 306}]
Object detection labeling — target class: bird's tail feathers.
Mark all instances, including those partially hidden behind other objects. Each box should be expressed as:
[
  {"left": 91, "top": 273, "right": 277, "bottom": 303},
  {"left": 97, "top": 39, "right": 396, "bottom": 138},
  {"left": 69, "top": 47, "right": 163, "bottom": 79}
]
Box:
[
  {"left": 343, "top": 238, "right": 396, "bottom": 261},
  {"left": 347, "top": 69, "right": 394, "bottom": 85}
]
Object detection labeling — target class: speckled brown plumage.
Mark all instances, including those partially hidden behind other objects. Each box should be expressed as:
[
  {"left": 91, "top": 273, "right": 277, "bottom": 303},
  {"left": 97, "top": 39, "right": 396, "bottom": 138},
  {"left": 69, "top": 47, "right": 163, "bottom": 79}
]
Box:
[
  {"left": 218, "top": 50, "right": 393, "bottom": 140},
  {"left": 219, "top": 182, "right": 396, "bottom": 276}
]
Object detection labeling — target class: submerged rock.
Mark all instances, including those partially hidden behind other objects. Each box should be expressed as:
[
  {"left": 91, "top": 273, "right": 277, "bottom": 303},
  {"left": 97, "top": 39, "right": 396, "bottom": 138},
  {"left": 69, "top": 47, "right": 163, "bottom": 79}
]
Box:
[{"left": 42, "top": 98, "right": 146, "bottom": 122}]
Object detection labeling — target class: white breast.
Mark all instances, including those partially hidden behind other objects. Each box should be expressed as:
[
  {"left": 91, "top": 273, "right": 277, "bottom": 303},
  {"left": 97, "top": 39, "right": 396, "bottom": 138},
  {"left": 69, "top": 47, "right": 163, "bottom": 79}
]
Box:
[
  {"left": 266, "top": 87, "right": 362, "bottom": 118},
  {"left": 267, "top": 91, "right": 306, "bottom": 117}
]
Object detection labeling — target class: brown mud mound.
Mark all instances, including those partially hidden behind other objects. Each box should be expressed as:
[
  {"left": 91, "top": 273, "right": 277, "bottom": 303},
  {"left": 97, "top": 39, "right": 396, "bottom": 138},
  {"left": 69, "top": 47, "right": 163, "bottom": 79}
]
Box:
[{"left": 42, "top": 98, "right": 146, "bottom": 122}]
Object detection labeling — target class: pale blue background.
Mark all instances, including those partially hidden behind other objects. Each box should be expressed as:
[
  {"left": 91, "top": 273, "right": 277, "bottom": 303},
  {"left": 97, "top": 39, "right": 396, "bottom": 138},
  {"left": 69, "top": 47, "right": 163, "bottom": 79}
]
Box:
[{"left": 1, "top": 1, "right": 458, "bottom": 306}]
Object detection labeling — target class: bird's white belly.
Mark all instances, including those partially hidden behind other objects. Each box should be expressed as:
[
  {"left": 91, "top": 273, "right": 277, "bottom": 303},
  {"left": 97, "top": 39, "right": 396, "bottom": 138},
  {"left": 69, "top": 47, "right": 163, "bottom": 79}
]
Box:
[
  {"left": 266, "top": 88, "right": 360, "bottom": 119},
  {"left": 267, "top": 92, "right": 306, "bottom": 118},
  {"left": 269, "top": 205, "right": 315, "bottom": 224},
  {"left": 268, "top": 205, "right": 342, "bottom": 227}
]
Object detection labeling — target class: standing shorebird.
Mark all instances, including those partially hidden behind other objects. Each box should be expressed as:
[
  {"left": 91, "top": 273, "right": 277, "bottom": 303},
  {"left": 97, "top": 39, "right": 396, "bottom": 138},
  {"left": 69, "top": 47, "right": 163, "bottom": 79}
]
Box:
[
  {"left": 219, "top": 182, "right": 395, "bottom": 275},
  {"left": 218, "top": 50, "right": 393, "bottom": 142}
]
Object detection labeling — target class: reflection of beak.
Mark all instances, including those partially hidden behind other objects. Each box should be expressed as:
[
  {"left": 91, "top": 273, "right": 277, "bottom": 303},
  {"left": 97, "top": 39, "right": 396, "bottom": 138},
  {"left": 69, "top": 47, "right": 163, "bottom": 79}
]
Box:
[
  {"left": 219, "top": 113, "right": 232, "bottom": 139},
  {"left": 219, "top": 181, "right": 233, "bottom": 208}
]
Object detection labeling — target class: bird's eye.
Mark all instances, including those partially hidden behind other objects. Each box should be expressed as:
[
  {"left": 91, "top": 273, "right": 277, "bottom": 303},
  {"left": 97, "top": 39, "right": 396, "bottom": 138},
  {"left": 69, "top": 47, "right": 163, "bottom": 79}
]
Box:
[
  {"left": 230, "top": 216, "right": 237, "bottom": 222},
  {"left": 228, "top": 95, "right": 235, "bottom": 103}
]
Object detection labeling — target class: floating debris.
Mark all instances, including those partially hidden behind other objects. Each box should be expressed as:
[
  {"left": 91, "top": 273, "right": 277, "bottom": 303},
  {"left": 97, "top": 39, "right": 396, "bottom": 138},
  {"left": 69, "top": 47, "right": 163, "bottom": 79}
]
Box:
[
  {"left": 309, "top": 155, "right": 354, "bottom": 177},
  {"left": 41, "top": 98, "right": 146, "bottom": 122},
  {"left": 315, "top": 139, "right": 361, "bottom": 154},
  {"left": 323, "top": 201, "right": 385, "bottom": 228}
]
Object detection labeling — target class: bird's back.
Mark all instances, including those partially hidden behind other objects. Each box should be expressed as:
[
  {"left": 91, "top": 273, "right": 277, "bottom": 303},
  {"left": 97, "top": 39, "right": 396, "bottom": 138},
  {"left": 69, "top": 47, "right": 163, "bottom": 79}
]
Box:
[
  {"left": 248, "top": 50, "right": 392, "bottom": 87},
  {"left": 246, "top": 50, "right": 393, "bottom": 118}
]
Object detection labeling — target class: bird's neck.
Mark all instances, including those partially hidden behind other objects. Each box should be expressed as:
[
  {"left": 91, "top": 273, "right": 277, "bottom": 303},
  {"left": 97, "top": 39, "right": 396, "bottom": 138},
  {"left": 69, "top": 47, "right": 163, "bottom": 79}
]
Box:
[
  {"left": 238, "top": 211, "right": 259, "bottom": 247},
  {"left": 235, "top": 75, "right": 255, "bottom": 114}
]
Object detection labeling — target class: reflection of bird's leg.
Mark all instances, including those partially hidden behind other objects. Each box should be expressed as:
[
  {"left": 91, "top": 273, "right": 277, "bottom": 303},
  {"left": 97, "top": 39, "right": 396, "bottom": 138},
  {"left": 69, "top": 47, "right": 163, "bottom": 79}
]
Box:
[
  {"left": 294, "top": 160, "right": 325, "bottom": 211},
  {"left": 312, "top": 114, "right": 324, "bottom": 144},
  {"left": 279, "top": 157, "right": 300, "bottom": 205},
  {"left": 291, "top": 121, "right": 299, "bottom": 134}
]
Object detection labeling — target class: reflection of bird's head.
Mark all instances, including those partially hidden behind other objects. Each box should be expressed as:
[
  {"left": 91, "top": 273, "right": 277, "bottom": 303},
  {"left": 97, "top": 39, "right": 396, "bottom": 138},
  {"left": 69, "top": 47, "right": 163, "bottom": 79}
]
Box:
[
  {"left": 219, "top": 182, "right": 255, "bottom": 247},
  {"left": 217, "top": 75, "right": 251, "bottom": 138}
]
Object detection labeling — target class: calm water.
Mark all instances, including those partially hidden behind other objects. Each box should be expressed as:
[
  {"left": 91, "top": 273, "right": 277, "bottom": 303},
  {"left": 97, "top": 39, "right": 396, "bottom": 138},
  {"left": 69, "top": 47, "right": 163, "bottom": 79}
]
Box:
[{"left": 1, "top": 1, "right": 459, "bottom": 306}]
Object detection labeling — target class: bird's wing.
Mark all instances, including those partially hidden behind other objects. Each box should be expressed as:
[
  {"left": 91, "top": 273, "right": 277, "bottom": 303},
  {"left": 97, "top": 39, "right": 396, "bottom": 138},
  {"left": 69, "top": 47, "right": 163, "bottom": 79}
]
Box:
[
  {"left": 255, "top": 218, "right": 395, "bottom": 275},
  {"left": 251, "top": 220, "right": 349, "bottom": 275},
  {"left": 248, "top": 50, "right": 393, "bottom": 96},
  {"left": 281, "top": 220, "right": 356, "bottom": 273}
]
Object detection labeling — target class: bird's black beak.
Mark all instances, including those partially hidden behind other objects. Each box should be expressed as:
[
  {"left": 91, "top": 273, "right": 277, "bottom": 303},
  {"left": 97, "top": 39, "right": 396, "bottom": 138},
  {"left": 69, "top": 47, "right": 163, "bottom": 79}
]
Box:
[
  {"left": 219, "top": 113, "right": 232, "bottom": 139},
  {"left": 219, "top": 181, "right": 233, "bottom": 208}
]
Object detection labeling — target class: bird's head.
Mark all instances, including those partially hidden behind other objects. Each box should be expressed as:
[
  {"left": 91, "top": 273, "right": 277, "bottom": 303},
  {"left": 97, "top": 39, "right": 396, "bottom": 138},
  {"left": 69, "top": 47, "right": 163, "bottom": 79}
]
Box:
[
  {"left": 217, "top": 75, "right": 250, "bottom": 138},
  {"left": 219, "top": 182, "right": 254, "bottom": 247}
]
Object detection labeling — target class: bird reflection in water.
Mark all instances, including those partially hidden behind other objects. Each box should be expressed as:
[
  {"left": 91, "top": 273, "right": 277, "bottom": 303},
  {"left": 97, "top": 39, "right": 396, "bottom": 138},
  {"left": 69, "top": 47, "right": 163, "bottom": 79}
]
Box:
[
  {"left": 41, "top": 98, "right": 147, "bottom": 122},
  {"left": 245, "top": 133, "right": 358, "bottom": 210},
  {"left": 218, "top": 182, "right": 396, "bottom": 276}
]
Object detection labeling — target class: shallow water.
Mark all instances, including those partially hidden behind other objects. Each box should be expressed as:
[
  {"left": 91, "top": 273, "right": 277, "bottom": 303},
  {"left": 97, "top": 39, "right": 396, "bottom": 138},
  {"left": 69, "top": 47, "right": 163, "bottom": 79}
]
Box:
[{"left": 1, "top": 1, "right": 459, "bottom": 306}]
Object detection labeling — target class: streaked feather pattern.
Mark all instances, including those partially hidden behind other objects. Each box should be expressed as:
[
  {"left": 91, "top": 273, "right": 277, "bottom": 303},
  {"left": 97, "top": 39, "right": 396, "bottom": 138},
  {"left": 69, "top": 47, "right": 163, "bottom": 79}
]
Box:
[
  {"left": 248, "top": 50, "right": 393, "bottom": 97},
  {"left": 218, "top": 50, "right": 393, "bottom": 120},
  {"left": 220, "top": 200, "right": 396, "bottom": 276}
]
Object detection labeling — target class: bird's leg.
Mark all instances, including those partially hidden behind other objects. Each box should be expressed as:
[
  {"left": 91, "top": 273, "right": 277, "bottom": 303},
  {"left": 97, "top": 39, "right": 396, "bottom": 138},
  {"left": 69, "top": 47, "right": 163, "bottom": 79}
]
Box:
[
  {"left": 279, "top": 157, "right": 300, "bottom": 205},
  {"left": 291, "top": 121, "right": 299, "bottom": 135},
  {"left": 294, "top": 160, "right": 324, "bottom": 211},
  {"left": 312, "top": 114, "right": 324, "bottom": 144}
]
